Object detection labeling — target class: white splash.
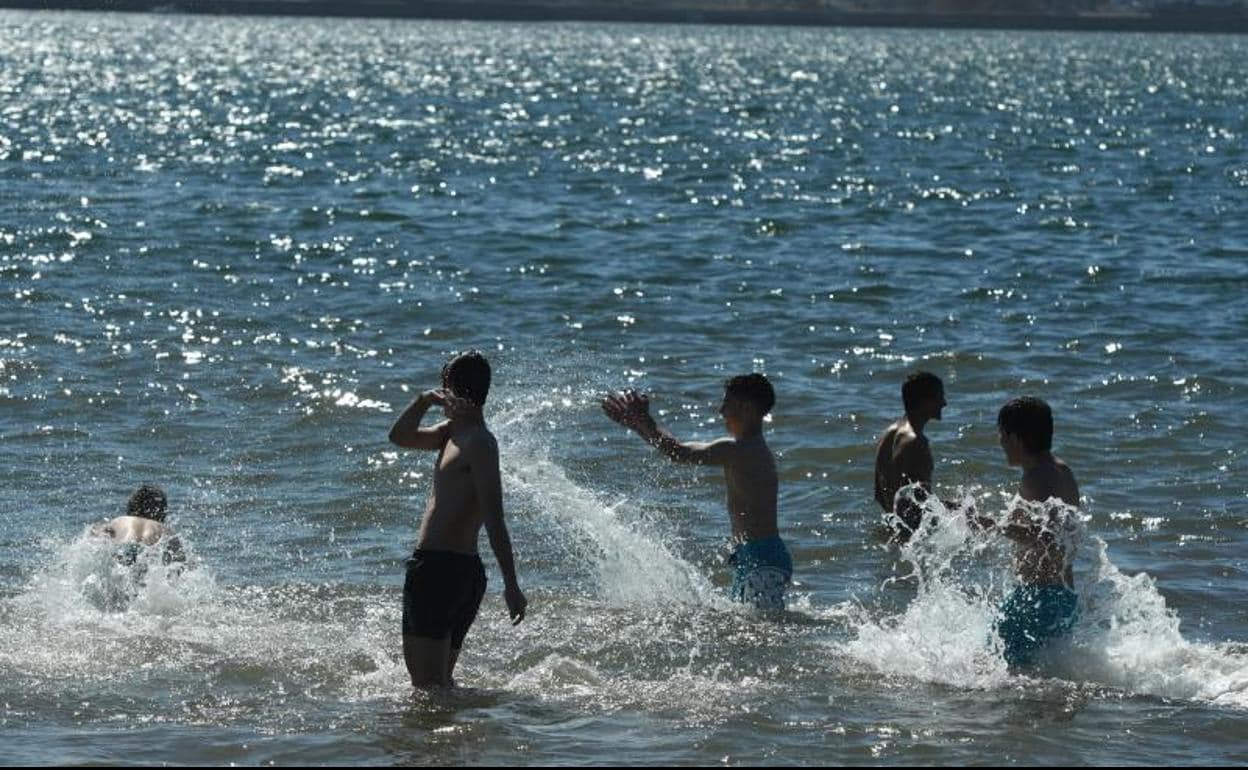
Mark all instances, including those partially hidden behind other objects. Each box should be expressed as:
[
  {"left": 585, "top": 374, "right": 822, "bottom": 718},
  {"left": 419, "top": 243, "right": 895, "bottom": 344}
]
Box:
[
  {"left": 842, "top": 490, "right": 1248, "bottom": 708},
  {"left": 493, "top": 396, "right": 721, "bottom": 609}
]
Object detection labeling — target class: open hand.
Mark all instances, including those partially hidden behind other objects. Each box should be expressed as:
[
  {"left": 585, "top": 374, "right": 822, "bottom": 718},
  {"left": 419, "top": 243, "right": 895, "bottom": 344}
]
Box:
[{"left": 601, "top": 389, "right": 652, "bottom": 431}]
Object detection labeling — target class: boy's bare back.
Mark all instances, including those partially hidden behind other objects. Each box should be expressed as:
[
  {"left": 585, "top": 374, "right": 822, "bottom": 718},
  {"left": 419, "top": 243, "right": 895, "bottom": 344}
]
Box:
[
  {"left": 102, "top": 515, "right": 167, "bottom": 546},
  {"left": 873, "top": 418, "right": 933, "bottom": 514},
  {"left": 720, "top": 436, "right": 779, "bottom": 542}
]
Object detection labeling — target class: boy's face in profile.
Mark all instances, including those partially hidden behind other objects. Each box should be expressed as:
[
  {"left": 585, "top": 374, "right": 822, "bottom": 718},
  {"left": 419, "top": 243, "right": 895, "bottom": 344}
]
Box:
[
  {"left": 999, "top": 429, "right": 1024, "bottom": 467},
  {"left": 438, "top": 372, "right": 476, "bottom": 419},
  {"left": 719, "top": 394, "right": 757, "bottom": 438}
]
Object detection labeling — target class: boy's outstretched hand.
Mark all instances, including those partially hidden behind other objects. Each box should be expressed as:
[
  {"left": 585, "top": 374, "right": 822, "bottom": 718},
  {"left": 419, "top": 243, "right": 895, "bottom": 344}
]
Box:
[{"left": 602, "top": 390, "right": 653, "bottom": 431}]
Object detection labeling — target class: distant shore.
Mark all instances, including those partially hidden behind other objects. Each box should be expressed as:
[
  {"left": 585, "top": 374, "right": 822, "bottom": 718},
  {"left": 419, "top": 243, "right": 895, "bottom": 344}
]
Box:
[{"left": 2, "top": 0, "right": 1246, "bottom": 34}]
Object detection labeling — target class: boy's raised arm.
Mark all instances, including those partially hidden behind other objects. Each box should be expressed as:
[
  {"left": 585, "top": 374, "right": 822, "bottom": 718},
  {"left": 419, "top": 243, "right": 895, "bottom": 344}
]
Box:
[
  {"left": 389, "top": 390, "right": 451, "bottom": 450},
  {"left": 470, "top": 435, "right": 527, "bottom": 625},
  {"left": 602, "top": 390, "right": 734, "bottom": 466},
  {"left": 635, "top": 422, "right": 735, "bottom": 466}
]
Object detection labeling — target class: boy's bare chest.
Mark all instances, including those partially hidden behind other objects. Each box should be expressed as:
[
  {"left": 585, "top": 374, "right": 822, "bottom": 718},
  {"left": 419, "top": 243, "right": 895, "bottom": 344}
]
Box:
[{"left": 434, "top": 441, "right": 472, "bottom": 483}]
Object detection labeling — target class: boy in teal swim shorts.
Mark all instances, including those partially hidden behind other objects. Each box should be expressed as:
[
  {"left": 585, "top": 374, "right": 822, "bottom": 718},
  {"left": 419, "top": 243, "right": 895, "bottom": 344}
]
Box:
[
  {"left": 603, "top": 374, "right": 792, "bottom": 611},
  {"left": 972, "top": 397, "right": 1081, "bottom": 667}
]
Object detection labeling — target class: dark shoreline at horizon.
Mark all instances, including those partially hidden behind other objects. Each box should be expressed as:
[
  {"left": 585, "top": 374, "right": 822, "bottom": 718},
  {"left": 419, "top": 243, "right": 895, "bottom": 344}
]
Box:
[{"left": 4, "top": 0, "right": 1247, "bottom": 34}]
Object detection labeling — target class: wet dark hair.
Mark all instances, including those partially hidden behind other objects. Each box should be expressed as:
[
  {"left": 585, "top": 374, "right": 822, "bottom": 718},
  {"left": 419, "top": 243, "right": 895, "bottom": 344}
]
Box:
[
  {"left": 724, "top": 373, "right": 775, "bottom": 416},
  {"left": 126, "top": 484, "right": 168, "bottom": 522},
  {"left": 997, "top": 396, "right": 1053, "bottom": 454},
  {"left": 441, "top": 350, "right": 491, "bottom": 407},
  {"left": 902, "top": 371, "right": 944, "bottom": 414}
]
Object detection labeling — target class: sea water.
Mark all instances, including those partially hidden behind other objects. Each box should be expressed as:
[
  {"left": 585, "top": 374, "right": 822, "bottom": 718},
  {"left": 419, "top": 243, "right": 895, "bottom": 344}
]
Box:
[{"left": 1, "top": 10, "right": 1246, "bottom": 764}]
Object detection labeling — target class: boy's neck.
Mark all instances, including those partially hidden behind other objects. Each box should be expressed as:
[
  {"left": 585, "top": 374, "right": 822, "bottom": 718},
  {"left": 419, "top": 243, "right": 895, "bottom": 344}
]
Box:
[
  {"left": 1019, "top": 450, "right": 1054, "bottom": 470},
  {"left": 905, "top": 412, "right": 927, "bottom": 435},
  {"left": 451, "top": 409, "right": 486, "bottom": 430},
  {"left": 733, "top": 423, "right": 765, "bottom": 441}
]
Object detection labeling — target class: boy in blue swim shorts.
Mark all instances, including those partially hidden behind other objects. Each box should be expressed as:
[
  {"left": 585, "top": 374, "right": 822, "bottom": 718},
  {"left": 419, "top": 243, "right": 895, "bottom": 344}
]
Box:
[
  {"left": 971, "top": 397, "right": 1082, "bottom": 667},
  {"left": 603, "top": 374, "right": 792, "bottom": 612}
]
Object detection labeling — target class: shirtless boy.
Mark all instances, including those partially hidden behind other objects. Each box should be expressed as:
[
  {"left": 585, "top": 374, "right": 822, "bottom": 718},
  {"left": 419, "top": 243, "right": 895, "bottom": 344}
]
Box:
[
  {"left": 602, "top": 374, "right": 791, "bottom": 611},
  {"left": 388, "top": 351, "right": 527, "bottom": 688},
  {"left": 972, "top": 396, "right": 1081, "bottom": 667},
  {"left": 874, "top": 371, "right": 945, "bottom": 540}
]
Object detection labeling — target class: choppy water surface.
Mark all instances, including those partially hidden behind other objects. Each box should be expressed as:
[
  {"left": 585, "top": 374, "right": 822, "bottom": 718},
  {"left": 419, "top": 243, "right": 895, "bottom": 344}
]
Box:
[{"left": 1, "top": 9, "right": 1246, "bottom": 765}]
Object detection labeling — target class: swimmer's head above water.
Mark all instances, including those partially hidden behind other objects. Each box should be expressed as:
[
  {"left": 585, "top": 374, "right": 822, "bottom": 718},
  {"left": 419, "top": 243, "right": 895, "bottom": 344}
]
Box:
[
  {"left": 998, "top": 396, "right": 1053, "bottom": 467},
  {"left": 720, "top": 373, "right": 775, "bottom": 439},
  {"left": 126, "top": 484, "right": 168, "bottom": 522},
  {"left": 902, "top": 371, "right": 945, "bottom": 423}
]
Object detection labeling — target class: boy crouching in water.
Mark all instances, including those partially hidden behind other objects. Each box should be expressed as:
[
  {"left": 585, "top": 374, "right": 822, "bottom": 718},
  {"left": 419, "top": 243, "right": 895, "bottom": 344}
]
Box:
[
  {"left": 602, "top": 374, "right": 792, "bottom": 611},
  {"left": 388, "top": 351, "right": 528, "bottom": 688}
]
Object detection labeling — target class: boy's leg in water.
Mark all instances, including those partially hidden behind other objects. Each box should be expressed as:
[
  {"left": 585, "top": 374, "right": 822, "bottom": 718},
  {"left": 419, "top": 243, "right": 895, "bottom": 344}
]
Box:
[{"left": 404, "top": 635, "right": 452, "bottom": 688}]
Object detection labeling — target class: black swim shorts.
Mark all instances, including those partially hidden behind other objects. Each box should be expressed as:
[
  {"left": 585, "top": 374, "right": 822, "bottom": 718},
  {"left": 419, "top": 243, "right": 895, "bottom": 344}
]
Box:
[{"left": 402, "top": 550, "right": 488, "bottom": 650}]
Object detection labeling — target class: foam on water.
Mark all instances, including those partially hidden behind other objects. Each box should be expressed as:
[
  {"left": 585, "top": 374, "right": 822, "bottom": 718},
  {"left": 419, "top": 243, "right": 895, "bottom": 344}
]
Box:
[
  {"left": 842, "top": 490, "right": 1248, "bottom": 708},
  {"left": 1047, "top": 537, "right": 1248, "bottom": 707},
  {"left": 1, "top": 529, "right": 218, "bottom": 680},
  {"left": 0, "top": 528, "right": 411, "bottom": 714},
  {"left": 23, "top": 529, "right": 212, "bottom": 624}
]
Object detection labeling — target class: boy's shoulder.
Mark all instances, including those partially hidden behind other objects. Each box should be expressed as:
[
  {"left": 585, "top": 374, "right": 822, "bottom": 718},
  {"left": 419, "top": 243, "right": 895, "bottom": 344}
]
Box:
[
  {"left": 456, "top": 425, "right": 499, "bottom": 454},
  {"left": 1021, "top": 458, "right": 1077, "bottom": 501},
  {"left": 894, "top": 427, "right": 927, "bottom": 450},
  {"left": 1024, "top": 456, "right": 1072, "bottom": 477},
  {"left": 880, "top": 418, "right": 905, "bottom": 442},
  {"left": 728, "top": 434, "right": 773, "bottom": 461}
]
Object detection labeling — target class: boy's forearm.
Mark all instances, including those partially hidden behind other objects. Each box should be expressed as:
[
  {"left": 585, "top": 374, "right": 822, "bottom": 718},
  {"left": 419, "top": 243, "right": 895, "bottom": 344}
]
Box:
[
  {"left": 390, "top": 393, "right": 432, "bottom": 437},
  {"left": 402, "top": 393, "right": 435, "bottom": 423},
  {"left": 634, "top": 419, "right": 687, "bottom": 462},
  {"left": 488, "top": 524, "right": 521, "bottom": 590},
  {"left": 967, "top": 510, "right": 1033, "bottom": 542},
  {"left": 1001, "top": 522, "right": 1035, "bottom": 543}
]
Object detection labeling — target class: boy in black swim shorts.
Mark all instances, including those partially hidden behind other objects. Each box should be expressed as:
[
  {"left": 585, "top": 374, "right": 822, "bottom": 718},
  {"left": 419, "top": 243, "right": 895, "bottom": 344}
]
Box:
[{"left": 388, "top": 351, "right": 528, "bottom": 688}]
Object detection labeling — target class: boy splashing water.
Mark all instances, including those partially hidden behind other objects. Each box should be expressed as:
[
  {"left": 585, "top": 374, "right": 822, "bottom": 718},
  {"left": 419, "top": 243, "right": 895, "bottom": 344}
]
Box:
[
  {"left": 94, "top": 484, "right": 184, "bottom": 567},
  {"left": 874, "top": 371, "right": 946, "bottom": 541},
  {"left": 602, "top": 374, "right": 792, "bottom": 612},
  {"left": 388, "top": 351, "right": 528, "bottom": 688},
  {"left": 972, "top": 396, "right": 1081, "bottom": 668}
]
